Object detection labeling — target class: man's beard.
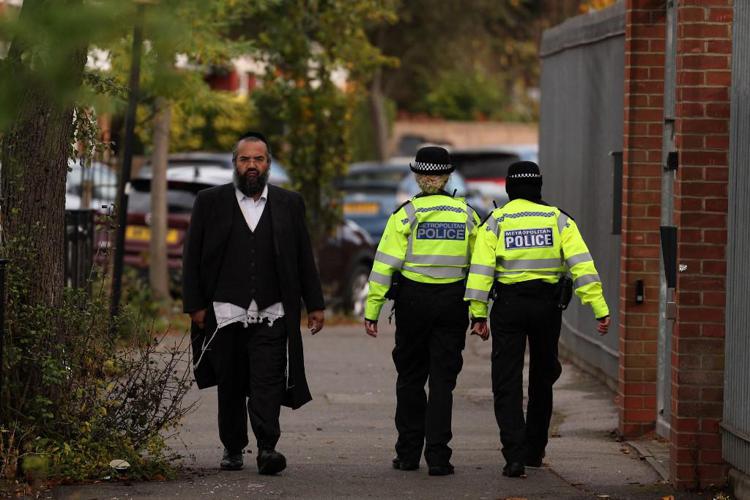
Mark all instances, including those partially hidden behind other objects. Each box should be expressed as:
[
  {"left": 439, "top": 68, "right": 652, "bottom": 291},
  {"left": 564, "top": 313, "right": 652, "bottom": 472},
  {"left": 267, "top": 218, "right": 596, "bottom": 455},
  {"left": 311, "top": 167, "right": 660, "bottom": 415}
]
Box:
[{"left": 234, "top": 167, "right": 270, "bottom": 197}]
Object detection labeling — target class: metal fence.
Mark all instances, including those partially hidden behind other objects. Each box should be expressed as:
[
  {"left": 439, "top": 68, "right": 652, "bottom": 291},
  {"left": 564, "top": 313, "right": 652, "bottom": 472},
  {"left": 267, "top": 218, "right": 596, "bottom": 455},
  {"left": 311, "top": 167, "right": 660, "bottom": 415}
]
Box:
[
  {"left": 539, "top": 3, "right": 625, "bottom": 385},
  {"left": 64, "top": 209, "right": 96, "bottom": 290},
  {"left": 722, "top": 0, "right": 750, "bottom": 476}
]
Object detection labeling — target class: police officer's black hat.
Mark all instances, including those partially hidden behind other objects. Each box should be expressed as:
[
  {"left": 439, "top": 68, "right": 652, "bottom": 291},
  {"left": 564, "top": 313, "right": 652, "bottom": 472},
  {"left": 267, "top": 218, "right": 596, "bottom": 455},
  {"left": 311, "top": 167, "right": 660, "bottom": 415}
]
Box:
[
  {"left": 410, "top": 146, "right": 454, "bottom": 175},
  {"left": 506, "top": 160, "right": 543, "bottom": 201}
]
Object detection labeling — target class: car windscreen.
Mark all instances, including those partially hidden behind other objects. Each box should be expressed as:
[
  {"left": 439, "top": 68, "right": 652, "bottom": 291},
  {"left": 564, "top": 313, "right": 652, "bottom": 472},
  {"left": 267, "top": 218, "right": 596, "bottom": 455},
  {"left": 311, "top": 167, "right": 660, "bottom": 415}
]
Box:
[
  {"left": 339, "top": 168, "right": 407, "bottom": 191},
  {"left": 128, "top": 179, "right": 212, "bottom": 214},
  {"left": 451, "top": 153, "right": 520, "bottom": 179}
]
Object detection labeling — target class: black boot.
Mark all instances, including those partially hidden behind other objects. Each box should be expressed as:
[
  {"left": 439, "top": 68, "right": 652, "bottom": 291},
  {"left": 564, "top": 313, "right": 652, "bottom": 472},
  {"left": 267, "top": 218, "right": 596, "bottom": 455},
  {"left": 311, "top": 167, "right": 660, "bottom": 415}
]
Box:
[
  {"left": 392, "top": 456, "right": 419, "bottom": 471},
  {"left": 428, "top": 463, "right": 455, "bottom": 476}
]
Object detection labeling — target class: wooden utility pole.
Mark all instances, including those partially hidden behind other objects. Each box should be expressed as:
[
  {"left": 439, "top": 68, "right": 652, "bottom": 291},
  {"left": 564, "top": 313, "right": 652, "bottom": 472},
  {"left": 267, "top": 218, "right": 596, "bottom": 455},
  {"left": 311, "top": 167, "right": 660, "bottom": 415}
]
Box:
[{"left": 149, "top": 96, "right": 170, "bottom": 300}]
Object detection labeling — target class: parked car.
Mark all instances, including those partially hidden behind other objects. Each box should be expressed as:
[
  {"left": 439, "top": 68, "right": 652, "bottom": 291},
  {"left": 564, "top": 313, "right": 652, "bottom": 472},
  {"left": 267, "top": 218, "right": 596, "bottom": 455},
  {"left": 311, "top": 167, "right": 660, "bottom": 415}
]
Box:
[
  {"left": 137, "top": 152, "right": 291, "bottom": 186},
  {"left": 341, "top": 160, "right": 484, "bottom": 242},
  {"left": 125, "top": 166, "right": 374, "bottom": 314},
  {"left": 449, "top": 144, "right": 538, "bottom": 209},
  {"left": 137, "top": 151, "right": 234, "bottom": 178},
  {"left": 65, "top": 159, "right": 118, "bottom": 210}
]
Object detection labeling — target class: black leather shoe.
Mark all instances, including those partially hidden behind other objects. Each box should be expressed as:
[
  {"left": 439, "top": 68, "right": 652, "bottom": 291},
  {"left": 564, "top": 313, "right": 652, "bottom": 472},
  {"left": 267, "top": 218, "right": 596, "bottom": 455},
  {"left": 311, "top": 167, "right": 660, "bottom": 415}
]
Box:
[
  {"left": 392, "top": 456, "right": 419, "bottom": 471},
  {"left": 502, "top": 461, "right": 525, "bottom": 478},
  {"left": 525, "top": 449, "right": 545, "bottom": 468},
  {"left": 220, "top": 448, "right": 243, "bottom": 471},
  {"left": 428, "top": 463, "right": 455, "bottom": 476},
  {"left": 525, "top": 455, "right": 544, "bottom": 468},
  {"left": 257, "top": 449, "right": 287, "bottom": 475}
]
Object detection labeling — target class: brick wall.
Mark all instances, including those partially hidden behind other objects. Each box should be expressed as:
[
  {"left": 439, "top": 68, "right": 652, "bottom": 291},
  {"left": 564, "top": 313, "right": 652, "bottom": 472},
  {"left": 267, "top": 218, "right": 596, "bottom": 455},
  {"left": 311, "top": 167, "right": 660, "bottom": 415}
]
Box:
[
  {"left": 670, "top": 0, "right": 732, "bottom": 489},
  {"left": 618, "top": 0, "right": 665, "bottom": 439}
]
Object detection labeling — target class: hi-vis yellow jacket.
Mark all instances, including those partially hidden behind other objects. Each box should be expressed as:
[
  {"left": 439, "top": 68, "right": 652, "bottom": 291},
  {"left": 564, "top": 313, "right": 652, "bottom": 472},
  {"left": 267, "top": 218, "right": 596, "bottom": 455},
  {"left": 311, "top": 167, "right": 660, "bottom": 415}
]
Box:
[
  {"left": 464, "top": 198, "right": 609, "bottom": 320},
  {"left": 364, "top": 193, "right": 481, "bottom": 321}
]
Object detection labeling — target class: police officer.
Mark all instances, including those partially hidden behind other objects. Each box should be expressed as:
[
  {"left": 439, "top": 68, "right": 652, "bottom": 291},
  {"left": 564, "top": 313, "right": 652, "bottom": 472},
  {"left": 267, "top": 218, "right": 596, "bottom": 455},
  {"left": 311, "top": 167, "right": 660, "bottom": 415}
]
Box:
[
  {"left": 364, "top": 146, "right": 480, "bottom": 476},
  {"left": 464, "top": 160, "right": 610, "bottom": 478}
]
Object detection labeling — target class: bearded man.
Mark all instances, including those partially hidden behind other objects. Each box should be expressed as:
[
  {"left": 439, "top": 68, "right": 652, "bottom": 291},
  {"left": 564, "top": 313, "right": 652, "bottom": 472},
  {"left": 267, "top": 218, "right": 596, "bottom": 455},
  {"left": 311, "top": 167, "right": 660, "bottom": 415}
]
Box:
[{"left": 182, "top": 131, "right": 325, "bottom": 475}]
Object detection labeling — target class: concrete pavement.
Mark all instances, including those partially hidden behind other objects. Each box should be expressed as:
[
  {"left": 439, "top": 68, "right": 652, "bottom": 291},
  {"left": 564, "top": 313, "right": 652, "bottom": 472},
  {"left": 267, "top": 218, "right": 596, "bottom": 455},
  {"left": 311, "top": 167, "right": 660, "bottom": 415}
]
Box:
[{"left": 55, "top": 323, "right": 708, "bottom": 499}]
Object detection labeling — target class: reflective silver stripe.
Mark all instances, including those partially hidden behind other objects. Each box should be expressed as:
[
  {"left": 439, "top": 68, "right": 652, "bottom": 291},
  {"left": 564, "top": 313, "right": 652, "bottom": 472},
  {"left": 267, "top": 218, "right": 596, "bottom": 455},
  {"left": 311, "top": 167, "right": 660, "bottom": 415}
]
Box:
[
  {"left": 402, "top": 264, "right": 466, "bottom": 279},
  {"left": 368, "top": 270, "right": 391, "bottom": 285},
  {"left": 469, "top": 263, "right": 496, "bottom": 277},
  {"left": 403, "top": 202, "right": 417, "bottom": 229},
  {"left": 498, "top": 257, "right": 562, "bottom": 270},
  {"left": 557, "top": 213, "right": 569, "bottom": 233},
  {"left": 410, "top": 254, "right": 468, "bottom": 266},
  {"left": 404, "top": 201, "right": 417, "bottom": 260},
  {"left": 574, "top": 273, "right": 601, "bottom": 288},
  {"left": 375, "top": 251, "right": 403, "bottom": 268},
  {"left": 466, "top": 206, "right": 475, "bottom": 233},
  {"left": 566, "top": 252, "right": 592, "bottom": 267},
  {"left": 464, "top": 287, "right": 489, "bottom": 301},
  {"left": 484, "top": 215, "right": 499, "bottom": 235},
  {"left": 406, "top": 230, "right": 414, "bottom": 260},
  {"left": 496, "top": 270, "right": 561, "bottom": 278}
]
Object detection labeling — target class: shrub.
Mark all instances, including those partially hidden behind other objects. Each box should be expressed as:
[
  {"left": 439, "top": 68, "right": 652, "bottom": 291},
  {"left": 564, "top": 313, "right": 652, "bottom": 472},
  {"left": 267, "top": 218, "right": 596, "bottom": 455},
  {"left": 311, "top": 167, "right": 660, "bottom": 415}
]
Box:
[{"left": 0, "top": 233, "right": 194, "bottom": 492}]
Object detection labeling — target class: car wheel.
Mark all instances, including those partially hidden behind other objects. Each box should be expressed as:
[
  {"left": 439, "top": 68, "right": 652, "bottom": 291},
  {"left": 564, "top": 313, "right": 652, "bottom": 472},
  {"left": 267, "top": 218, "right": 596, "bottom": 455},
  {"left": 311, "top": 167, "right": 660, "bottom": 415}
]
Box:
[{"left": 346, "top": 264, "right": 370, "bottom": 317}]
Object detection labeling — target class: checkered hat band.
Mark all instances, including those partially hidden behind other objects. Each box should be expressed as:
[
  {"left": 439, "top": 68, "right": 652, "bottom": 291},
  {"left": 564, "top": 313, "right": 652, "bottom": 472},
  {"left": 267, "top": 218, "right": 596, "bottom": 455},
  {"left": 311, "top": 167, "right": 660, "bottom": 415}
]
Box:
[
  {"left": 507, "top": 173, "right": 542, "bottom": 179},
  {"left": 411, "top": 161, "right": 453, "bottom": 172}
]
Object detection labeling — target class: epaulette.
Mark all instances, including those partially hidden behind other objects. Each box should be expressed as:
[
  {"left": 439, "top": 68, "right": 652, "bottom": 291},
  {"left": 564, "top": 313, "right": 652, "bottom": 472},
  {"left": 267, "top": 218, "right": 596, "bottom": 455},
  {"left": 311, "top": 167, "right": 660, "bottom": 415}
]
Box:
[
  {"left": 392, "top": 199, "right": 412, "bottom": 215},
  {"left": 558, "top": 207, "right": 575, "bottom": 221},
  {"left": 540, "top": 199, "right": 575, "bottom": 221},
  {"left": 466, "top": 201, "right": 483, "bottom": 222},
  {"left": 480, "top": 211, "right": 496, "bottom": 226}
]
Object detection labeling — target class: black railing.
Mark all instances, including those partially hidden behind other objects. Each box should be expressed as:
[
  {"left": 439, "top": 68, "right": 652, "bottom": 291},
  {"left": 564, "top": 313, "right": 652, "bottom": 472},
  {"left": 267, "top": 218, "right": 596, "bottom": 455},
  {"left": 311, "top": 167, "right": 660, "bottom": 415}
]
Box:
[
  {"left": 65, "top": 209, "right": 95, "bottom": 290},
  {"left": 0, "top": 259, "right": 7, "bottom": 404}
]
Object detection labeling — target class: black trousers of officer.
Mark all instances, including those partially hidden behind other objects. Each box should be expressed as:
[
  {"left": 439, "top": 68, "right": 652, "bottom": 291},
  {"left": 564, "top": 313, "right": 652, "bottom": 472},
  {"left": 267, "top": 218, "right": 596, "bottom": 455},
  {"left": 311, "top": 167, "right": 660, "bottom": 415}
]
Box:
[
  {"left": 392, "top": 277, "right": 468, "bottom": 466},
  {"left": 489, "top": 280, "right": 563, "bottom": 465},
  {"left": 208, "top": 320, "right": 287, "bottom": 453}
]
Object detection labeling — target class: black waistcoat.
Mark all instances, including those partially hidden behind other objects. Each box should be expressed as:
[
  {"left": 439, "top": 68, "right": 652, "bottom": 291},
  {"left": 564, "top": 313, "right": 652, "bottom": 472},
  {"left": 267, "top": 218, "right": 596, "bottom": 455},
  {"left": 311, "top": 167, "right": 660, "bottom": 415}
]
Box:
[{"left": 212, "top": 197, "right": 282, "bottom": 309}]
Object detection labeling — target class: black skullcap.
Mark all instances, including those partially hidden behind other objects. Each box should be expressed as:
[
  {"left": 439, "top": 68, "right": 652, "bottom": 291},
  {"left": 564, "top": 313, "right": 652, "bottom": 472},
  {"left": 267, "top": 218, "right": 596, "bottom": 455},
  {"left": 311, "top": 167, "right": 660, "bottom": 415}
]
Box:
[
  {"left": 410, "top": 146, "right": 454, "bottom": 175},
  {"left": 238, "top": 131, "right": 272, "bottom": 156},
  {"left": 506, "top": 160, "right": 543, "bottom": 201}
]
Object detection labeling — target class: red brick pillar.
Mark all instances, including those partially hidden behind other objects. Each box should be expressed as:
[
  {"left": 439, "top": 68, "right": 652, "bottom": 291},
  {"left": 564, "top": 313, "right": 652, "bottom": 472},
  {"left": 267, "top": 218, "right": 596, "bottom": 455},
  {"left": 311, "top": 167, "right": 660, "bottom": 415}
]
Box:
[
  {"left": 670, "top": 1, "right": 732, "bottom": 489},
  {"left": 618, "top": 0, "right": 665, "bottom": 438}
]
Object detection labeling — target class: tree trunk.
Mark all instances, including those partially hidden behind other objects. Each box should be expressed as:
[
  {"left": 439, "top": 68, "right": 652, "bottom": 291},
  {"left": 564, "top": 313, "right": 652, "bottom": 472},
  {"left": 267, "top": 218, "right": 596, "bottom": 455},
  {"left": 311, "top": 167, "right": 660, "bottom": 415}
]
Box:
[
  {"left": 149, "top": 97, "right": 170, "bottom": 300},
  {"left": 0, "top": 0, "right": 87, "bottom": 309},
  {"left": 369, "top": 67, "right": 389, "bottom": 162}
]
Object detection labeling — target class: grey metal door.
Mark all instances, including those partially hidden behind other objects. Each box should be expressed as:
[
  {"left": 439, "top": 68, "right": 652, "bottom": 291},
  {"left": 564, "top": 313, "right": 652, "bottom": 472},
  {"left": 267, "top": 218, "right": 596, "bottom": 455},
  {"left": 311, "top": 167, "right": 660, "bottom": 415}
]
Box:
[
  {"left": 539, "top": 3, "right": 624, "bottom": 384},
  {"left": 722, "top": 0, "right": 750, "bottom": 476}
]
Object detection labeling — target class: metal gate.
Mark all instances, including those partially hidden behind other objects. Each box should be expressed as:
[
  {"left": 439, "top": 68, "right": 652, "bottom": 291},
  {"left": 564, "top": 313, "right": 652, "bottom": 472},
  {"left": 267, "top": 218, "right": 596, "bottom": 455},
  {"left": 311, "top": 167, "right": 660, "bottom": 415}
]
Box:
[
  {"left": 539, "top": 3, "right": 624, "bottom": 385},
  {"left": 722, "top": 0, "right": 750, "bottom": 476}
]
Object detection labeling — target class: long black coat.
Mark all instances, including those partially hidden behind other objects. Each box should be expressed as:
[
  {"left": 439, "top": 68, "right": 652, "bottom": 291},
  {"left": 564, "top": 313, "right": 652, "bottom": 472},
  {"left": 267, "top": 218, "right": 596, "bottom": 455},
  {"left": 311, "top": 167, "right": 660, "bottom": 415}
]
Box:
[{"left": 182, "top": 183, "right": 325, "bottom": 409}]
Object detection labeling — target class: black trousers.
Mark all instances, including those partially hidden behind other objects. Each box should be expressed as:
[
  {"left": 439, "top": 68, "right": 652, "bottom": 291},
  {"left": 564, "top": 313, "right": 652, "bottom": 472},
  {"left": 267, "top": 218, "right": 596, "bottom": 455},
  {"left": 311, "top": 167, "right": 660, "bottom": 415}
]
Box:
[
  {"left": 489, "top": 280, "right": 563, "bottom": 465},
  {"left": 392, "top": 278, "right": 468, "bottom": 466},
  {"left": 208, "top": 320, "right": 287, "bottom": 452}
]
